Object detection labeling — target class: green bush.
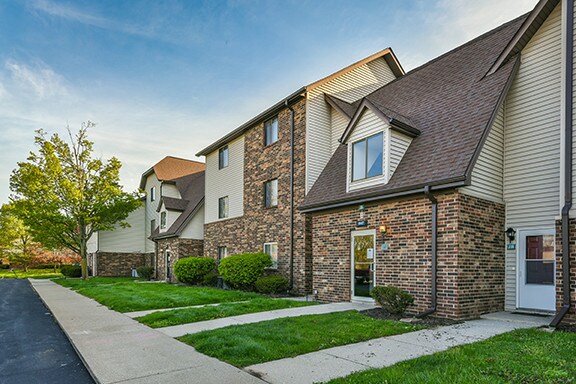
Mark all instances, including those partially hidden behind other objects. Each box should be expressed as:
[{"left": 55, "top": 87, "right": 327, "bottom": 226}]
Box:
[
  {"left": 60, "top": 265, "right": 82, "bottom": 278},
  {"left": 137, "top": 266, "right": 154, "bottom": 280},
  {"left": 218, "top": 252, "right": 272, "bottom": 290},
  {"left": 255, "top": 275, "right": 289, "bottom": 294},
  {"left": 174, "top": 257, "right": 216, "bottom": 285},
  {"left": 202, "top": 272, "right": 219, "bottom": 287},
  {"left": 0, "top": 264, "right": 10, "bottom": 269},
  {"left": 371, "top": 285, "right": 414, "bottom": 314}
]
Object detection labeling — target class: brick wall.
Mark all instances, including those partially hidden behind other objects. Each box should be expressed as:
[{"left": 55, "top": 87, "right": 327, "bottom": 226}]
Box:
[
  {"left": 156, "top": 237, "right": 204, "bottom": 282},
  {"left": 555, "top": 218, "right": 576, "bottom": 324},
  {"left": 95, "top": 252, "right": 154, "bottom": 277},
  {"left": 310, "top": 191, "right": 505, "bottom": 320},
  {"left": 204, "top": 98, "right": 312, "bottom": 294}
]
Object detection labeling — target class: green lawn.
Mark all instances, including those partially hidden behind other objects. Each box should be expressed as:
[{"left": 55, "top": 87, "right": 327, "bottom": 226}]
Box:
[
  {"left": 54, "top": 277, "right": 262, "bottom": 312},
  {"left": 0, "top": 268, "right": 62, "bottom": 279},
  {"left": 326, "top": 329, "right": 576, "bottom": 384},
  {"left": 179, "top": 310, "right": 423, "bottom": 367},
  {"left": 136, "top": 298, "right": 317, "bottom": 328}
]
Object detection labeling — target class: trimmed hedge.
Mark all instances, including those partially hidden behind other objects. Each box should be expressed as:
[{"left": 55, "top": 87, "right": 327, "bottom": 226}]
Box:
[
  {"left": 255, "top": 275, "right": 289, "bottom": 294},
  {"left": 61, "top": 265, "right": 82, "bottom": 278},
  {"left": 174, "top": 257, "right": 216, "bottom": 285},
  {"left": 371, "top": 285, "right": 414, "bottom": 314},
  {"left": 137, "top": 266, "right": 154, "bottom": 280},
  {"left": 218, "top": 252, "right": 272, "bottom": 290}
]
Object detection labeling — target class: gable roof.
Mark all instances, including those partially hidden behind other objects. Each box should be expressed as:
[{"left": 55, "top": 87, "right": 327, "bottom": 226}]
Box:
[
  {"left": 301, "top": 13, "right": 527, "bottom": 212},
  {"left": 196, "top": 48, "right": 404, "bottom": 157},
  {"left": 139, "top": 156, "right": 205, "bottom": 190}
]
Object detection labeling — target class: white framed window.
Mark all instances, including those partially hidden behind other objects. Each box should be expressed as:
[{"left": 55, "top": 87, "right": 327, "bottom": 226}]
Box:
[
  {"left": 264, "top": 242, "right": 278, "bottom": 269},
  {"left": 264, "top": 179, "right": 278, "bottom": 208},
  {"left": 218, "top": 196, "right": 229, "bottom": 219},
  {"left": 150, "top": 219, "right": 156, "bottom": 234},
  {"left": 219, "top": 146, "right": 229, "bottom": 169},
  {"left": 264, "top": 116, "right": 278, "bottom": 146},
  {"left": 160, "top": 211, "right": 167, "bottom": 229},
  {"left": 150, "top": 186, "right": 156, "bottom": 201},
  {"left": 352, "top": 132, "right": 383, "bottom": 181},
  {"left": 217, "top": 246, "right": 228, "bottom": 263}
]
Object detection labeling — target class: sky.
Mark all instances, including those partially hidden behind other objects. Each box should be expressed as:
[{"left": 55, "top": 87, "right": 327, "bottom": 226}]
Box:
[{"left": 0, "top": 0, "right": 537, "bottom": 204}]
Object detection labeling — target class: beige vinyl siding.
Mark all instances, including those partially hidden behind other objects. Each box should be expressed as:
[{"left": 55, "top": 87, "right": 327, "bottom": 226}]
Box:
[
  {"left": 503, "top": 4, "right": 561, "bottom": 311},
  {"left": 99, "top": 206, "right": 146, "bottom": 252},
  {"left": 144, "top": 174, "right": 161, "bottom": 252},
  {"left": 330, "top": 107, "right": 350, "bottom": 154},
  {"left": 205, "top": 136, "right": 244, "bottom": 223},
  {"left": 460, "top": 105, "right": 505, "bottom": 202},
  {"left": 159, "top": 208, "right": 179, "bottom": 234},
  {"left": 389, "top": 130, "right": 413, "bottom": 179},
  {"left": 306, "top": 57, "right": 398, "bottom": 192},
  {"left": 161, "top": 184, "right": 180, "bottom": 199},
  {"left": 87, "top": 232, "right": 98, "bottom": 254},
  {"left": 181, "top": 205, "right": 204, "bottom": 240}
]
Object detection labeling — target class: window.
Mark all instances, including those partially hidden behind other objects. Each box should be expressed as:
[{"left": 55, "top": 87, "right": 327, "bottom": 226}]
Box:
[
  {"left": 160, "top": 211, "right": 166, "bottom": 229},
  {"left": 218, "top": 196, "right": 229, "bottom": 219},
  {"left": 352, "top": 132, "right": 383, "bottom": 181},
  {"left": 217, "top": 246, "right": 228, "bottom": 263},
  {"left": 150, "top": 186, "right": 156, "bottom": 201},
  {"left": 264, "top": 179, "right": 278, "bottom": 208},
  {"left": 219, "top": 146, "right": 229, "bottom": 169},
  {"left": 264, "top": 242, "right": 278, "bottom": 269},
  {"left": 150, "top": 219, "right": 156, "bottom": 234},
  {"left": 264, "top": 116, "right": 278, "bottom": 146}
]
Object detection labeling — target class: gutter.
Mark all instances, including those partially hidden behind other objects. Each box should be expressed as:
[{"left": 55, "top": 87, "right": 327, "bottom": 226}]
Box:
[
  {"left": 417, "top": 186, "right": 438, "bottom": 318},
  {"left": 551, "top": 0, "right": 574, "bottom": 327},
  {"left": 286, "top": 100, "right": 296, "bottom": 291}
]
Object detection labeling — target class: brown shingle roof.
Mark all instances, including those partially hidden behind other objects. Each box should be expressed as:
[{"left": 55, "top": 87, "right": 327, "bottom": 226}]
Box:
[
  {"left": 301, "top": 14, "right": 527, "bottom": 211},
  {"left": 139, "top": 156, "right": 204, "bottom": 189}
]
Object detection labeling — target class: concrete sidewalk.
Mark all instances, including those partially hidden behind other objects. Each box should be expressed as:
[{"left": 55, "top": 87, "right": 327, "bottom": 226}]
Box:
[{"left": 30, "top": 279, "right": 264, "bottom": 384}]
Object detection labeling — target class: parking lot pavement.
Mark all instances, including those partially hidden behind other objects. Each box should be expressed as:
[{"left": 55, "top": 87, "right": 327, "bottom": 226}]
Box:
[{"left": 0, "top": 279, "right": 94, "bottom": 384}]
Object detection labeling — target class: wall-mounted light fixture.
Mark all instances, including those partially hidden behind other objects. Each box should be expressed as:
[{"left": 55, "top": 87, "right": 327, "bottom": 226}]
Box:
[
  {"left": 379, "top": 225, "right": 389, "bottom": 239},
  {"left": 358, "top": 204, "right": 366, "bottom": 211},
  {"left": 505, "top": 227, "right": 516, "bottom": 243}
]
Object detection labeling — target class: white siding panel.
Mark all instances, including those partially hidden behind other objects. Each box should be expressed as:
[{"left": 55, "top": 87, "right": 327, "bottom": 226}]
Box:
[
  {"left": 181, "top": 205, "right": 204, "bottom": 240},
  {"left": 461, "top": 105, "right": 504, "bottom": 202},
  {"left": 503, "top": 4, "right": 561, "bottom": 311},
  {"left": 161, "top": 184, "right": 180, "bottom": 199},
  {"left": 330, "top": 107, "right": 350, "bottom": 153},
  {"left": 144, "top": 174, "right": 161, "bottom": 253},
  {"left": 389, "top": 130, "right": 412, "bottom": 178},
  {"left": 205, "top": 136, "right": 244, "bottom": 224},
  {"left": 307, "top": 57, "right": 398, "bottom": 192},
  {"left": 99, "top": 206, "right": 146, "bottom": 253}
]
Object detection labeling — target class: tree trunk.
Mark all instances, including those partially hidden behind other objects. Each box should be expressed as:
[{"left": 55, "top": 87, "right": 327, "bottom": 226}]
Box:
[{"left": 80, "top": 224, "right": 88, "bottom": 280}]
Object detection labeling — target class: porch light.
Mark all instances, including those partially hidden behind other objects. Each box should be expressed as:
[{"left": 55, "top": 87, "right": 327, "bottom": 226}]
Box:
[
  {"left": 379, "top": 225, "right": 389, "bottom": 238},
  {"left": 505, "top": 227, "right": 516, "bottom": 243},
  {"left": 358, "top": 204, "right": 366, "bottom": 211}
]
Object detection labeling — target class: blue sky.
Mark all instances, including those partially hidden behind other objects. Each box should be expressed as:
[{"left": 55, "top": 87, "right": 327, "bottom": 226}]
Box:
[{"left": 0, "top": 0, "right": 536, "bottom": 204}]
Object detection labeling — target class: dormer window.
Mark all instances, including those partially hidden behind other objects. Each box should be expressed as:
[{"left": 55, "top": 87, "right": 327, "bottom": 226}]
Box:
[{"left": 352, "top": 132, "right": 383, "bottom": 181}]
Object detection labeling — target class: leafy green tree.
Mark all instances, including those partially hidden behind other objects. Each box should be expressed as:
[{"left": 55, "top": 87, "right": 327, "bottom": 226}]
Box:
[
  {"left": 0, "top": 203, "right": 34, "bottom": 269},
  {"left": 10, "top": 122, "right": 142, "bottom": 279}
]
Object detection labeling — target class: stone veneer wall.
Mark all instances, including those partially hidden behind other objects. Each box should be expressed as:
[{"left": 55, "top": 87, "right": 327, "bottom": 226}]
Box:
[
  {"left": 95, "top": 252, "right": 154, "bottom": 277},
  {"left": 156, "top": 237, "right": 204, "bottom": 282},
  {"left": 204, "top": 98, "right": 312, "bottom": 294},
  {"left": 310, "top": 191, "right": 505, "bottom": 320},
  {"left": 555, "top": 218, "right": 576, "bottom": 324}
]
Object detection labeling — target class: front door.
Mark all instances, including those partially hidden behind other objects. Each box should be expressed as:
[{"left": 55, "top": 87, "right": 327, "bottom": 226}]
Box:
[
  {"left": 165, "top": 250, "right": 171, "bottom": 281},
  {"left": 351, "top": 230, "right": 376, "bottom": 299},
  {"left": 517, "top": 229, "right": 556, "bottom": 311}
]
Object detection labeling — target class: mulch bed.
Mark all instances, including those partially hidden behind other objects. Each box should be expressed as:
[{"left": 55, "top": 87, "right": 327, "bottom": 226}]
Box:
[
  {"left": 361, "top": 308, "right": 463, "bottom": 327},
  {"left": 556, "top": 323, "right": 576, "bottom": 333}
]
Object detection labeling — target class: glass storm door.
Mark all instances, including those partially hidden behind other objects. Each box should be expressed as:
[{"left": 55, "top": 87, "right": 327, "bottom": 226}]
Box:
[
  {"left": 352, "top": 230, "right": 376, "bottom": 299},
  {"left": 517, "top": 230, "right": 556, "bottom": 311}
]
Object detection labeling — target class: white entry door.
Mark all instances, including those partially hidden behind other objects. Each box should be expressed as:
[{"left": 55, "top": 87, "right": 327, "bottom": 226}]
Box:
[{"left": 517, "top": 229, "right": 556, "bottom": 311}]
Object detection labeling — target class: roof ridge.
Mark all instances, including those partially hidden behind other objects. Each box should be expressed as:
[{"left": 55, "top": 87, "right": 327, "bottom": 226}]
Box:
[{"left": 161, "top": 155, "right": 204, "bottom": 165}]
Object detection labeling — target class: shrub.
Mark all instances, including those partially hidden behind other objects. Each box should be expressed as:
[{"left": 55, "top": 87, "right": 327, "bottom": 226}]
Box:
[
  {"left": 60, "top": 265, "right": 82, "bottom": 278},
  {"left": 255, "top": 275, "right": 289, "bottom": 294},
  {"left": 218, "top": 252, "right": 272, "bottom": 290},
  {"left": 174, "top": 257, "right": 216, "bottom": 285},
  {"left": 0, "top": 264, "right": 10, "bottom": 269},
  {"left": 202, "top": 272, "right": 219, "bottom": 287},
  {"left": 371, "top": 285, "right": 414, "bottom": 314},
  {"left": 137, "top": 266, "right": 154, "bottom": 280}
]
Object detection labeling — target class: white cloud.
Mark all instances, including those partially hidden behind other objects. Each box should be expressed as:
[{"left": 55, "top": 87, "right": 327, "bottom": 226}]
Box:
[{"left": 5, "top": 59, "right": 69, "bottom": 99}]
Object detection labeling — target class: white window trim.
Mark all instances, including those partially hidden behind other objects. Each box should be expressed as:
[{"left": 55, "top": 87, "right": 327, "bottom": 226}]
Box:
[
  {"left": 150, "top": 186, "right": 156, "bottom": 202},
  {"left": 347, "top": 128, "right": 389, "bottom": 192},
  {"left": 263, "top": 242, "right": 278, "bottom": 269},
  {"left": 218, "top": 196, "right": 229, "bottom": 219}
]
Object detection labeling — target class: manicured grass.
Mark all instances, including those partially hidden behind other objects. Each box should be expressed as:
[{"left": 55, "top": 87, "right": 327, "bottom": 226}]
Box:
[
  {"left": 179, "top": 310, "right": 423, "bottom": 367},
  {"left": 136, "top": 298, "right": 317, "bottom": 328},
  {"left": 326, "top": 329, "right": 576, "bottom": 384},
  {"left": 54, "top": 277, "right": 262, "bottom": 312},
  {"left": 0, "top": 268, "right": 63, "bottom": 279}
]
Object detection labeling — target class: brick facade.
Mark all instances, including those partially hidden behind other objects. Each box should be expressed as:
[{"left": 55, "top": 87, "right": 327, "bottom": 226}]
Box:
[
  {"left": 94, "top": 252, "right": 154, "bottom": 277},
  {"left": 156, "top": 237, "right": 204, "bottom": 282},
  {"left": 310, "top": 191, "right": 505, "bottom": 320},
  {"left": 555, "top": 218, "right": 576, "bottom": 324},
  {"left": 204, "top": 98, "right": 312, "bottom": 294}
]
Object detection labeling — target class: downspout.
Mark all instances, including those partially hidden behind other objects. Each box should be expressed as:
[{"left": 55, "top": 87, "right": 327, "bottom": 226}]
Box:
[
  {"left": 551, "top": 0, "right": 574, "bottom": 327},
  {"left": 285, "top": 99, "right": 295, "bottom": 290},
  {"left": 417, "top": 186, "right": 437, "bottom": 318}
]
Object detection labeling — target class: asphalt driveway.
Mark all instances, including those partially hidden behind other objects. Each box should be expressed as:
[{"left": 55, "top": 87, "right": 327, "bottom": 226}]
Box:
[{"left": 0, "top": 279, "right": 93, "bottom": 384}]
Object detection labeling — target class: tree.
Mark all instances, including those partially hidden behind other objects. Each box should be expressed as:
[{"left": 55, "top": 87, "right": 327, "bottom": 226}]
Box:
[
  {"left": 0, "top": 203, "right": 34, "bottom": 270},
  {"left": 10, "top": 122, "right": 142, "bottom": 279}
]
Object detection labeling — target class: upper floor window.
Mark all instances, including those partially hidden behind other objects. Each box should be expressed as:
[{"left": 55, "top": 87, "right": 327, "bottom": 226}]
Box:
[
  {"left": 150, "top": 186, "right": 156, "bottom": 201},
  {"left": 218, "top": 196, "right": 229, "bottom": 219},
  {"left": 264, "top": 116, "right": 278, "bottom": 146},
  {"left": 219, "top": 146, "right": 229, "bottom": 169},
  {"left": 352, "top": 132, "right": 383, "bottom": 181},
  {"left": 150, "top": 219, "right": 156, "bottom": 234},
  {"left": 264, "top": 179, "right": 278, "bottom": 208},
  {"left": 264, "top": 242, "right": 278, "bottom": 269},
  {"left": 160, "top": 212, "right": 167, "bottom": 229}
]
